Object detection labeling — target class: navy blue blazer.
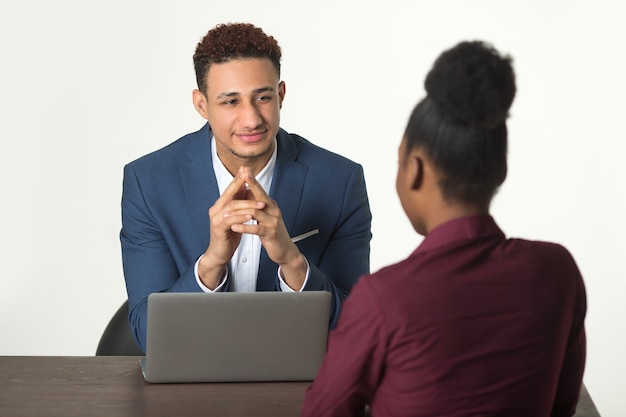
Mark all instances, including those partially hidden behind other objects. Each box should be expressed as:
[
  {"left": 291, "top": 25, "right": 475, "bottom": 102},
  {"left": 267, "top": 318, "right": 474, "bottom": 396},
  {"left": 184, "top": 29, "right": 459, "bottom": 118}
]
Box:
[{"left": 120, "top": 123, "right": 372, "bottom": 351}]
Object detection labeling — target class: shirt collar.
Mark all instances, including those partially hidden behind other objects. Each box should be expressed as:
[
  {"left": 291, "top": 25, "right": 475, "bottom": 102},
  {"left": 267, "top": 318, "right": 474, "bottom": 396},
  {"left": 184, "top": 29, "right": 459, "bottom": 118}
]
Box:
[
  {"left": 415, "top": 214, "right": 505, "bottom": 254},
  {"left": 211, "top": 135, "right": 277, "bottom": 195}
]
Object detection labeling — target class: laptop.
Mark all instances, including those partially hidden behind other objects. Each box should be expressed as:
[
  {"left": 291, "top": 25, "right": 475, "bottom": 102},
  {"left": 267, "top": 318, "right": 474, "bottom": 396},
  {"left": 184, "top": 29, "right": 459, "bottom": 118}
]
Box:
[{"left": 140, "top": 291, "right": 331, "bottom": 383}]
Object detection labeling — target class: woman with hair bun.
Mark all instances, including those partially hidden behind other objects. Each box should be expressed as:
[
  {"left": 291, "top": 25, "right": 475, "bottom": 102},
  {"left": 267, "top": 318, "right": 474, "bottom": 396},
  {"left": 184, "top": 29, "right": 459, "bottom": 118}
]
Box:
[{"left": 302, "top": 41, "right": 586, "bottom": 417}]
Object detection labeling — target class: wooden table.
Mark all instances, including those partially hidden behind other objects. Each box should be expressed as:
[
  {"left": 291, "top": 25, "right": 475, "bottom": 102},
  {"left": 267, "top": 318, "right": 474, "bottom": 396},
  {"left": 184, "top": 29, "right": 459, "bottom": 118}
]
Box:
[
  {"left": 0, "top": 356, "right": 600, "bottom": 416},
  {"left": 0, "top": 356, "right": 308, "bottom": 417}
]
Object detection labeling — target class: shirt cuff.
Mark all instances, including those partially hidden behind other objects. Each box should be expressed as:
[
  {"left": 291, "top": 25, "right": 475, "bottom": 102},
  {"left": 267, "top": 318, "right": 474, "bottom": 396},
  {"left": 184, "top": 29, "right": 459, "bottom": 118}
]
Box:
[
  {"left": 277, "top": 256, "right": 310, "bottom": 292},
  {"left": 194, "top": 255, "right": 227, "bottom": 293}
]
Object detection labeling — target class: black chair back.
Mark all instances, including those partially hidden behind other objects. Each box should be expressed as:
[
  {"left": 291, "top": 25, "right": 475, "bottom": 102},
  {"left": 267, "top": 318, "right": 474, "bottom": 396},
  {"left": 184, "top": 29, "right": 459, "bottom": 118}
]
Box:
[{"left": 96, "top": 300, "right": 144, "bottom": 356}]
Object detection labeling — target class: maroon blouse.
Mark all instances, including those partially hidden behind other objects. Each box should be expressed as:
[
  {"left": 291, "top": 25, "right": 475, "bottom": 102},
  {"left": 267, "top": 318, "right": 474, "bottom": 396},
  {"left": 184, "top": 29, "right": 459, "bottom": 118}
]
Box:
[{"left": 302, "top": 215, "right": 586, "bottom": 417}]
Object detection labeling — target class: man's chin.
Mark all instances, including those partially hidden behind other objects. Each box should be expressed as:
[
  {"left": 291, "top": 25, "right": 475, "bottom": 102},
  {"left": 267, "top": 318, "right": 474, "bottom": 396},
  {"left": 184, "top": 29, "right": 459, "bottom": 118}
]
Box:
[{"left": 231, "top": 142, "right": 274, "bottom": 160}]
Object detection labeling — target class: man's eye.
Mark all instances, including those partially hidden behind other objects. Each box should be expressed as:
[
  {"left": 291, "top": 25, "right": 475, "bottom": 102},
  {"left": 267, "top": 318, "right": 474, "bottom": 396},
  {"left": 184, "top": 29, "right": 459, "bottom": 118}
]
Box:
[
  {"left": 255, "top": 95, "right": 271, "bottom": 102},
  {"left": 222, "top": 99, "right": 238, "bottom": 105}
]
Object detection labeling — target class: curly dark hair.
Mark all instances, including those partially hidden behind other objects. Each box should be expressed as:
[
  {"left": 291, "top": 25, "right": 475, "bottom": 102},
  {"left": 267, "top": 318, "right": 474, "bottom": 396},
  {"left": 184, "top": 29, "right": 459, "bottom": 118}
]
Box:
[
  {"left": 193, "top": 23, "right": 282, "bottom": 93},
  {"left": 404, "top": 41, "right": 516, "bottom": 207}
]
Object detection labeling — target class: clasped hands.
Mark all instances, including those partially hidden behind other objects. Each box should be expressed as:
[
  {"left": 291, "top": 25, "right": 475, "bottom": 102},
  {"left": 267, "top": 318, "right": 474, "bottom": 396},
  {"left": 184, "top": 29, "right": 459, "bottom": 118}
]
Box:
[{"left": 198, "top": 166, "right": 307, "bottom": 291}]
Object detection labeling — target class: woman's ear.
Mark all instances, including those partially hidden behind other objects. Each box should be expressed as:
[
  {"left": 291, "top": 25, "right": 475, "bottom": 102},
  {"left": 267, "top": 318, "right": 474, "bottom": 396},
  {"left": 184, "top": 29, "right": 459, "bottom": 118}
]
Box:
[{"left": 410, "top": 153, "right": 424, "bottom": 191}]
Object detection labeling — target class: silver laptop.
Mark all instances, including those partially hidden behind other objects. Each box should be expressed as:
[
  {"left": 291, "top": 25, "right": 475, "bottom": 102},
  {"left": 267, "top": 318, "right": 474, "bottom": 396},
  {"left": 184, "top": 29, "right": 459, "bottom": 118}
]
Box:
[{"left": 140, "top": 291, "right": 331, "bottom": 383}]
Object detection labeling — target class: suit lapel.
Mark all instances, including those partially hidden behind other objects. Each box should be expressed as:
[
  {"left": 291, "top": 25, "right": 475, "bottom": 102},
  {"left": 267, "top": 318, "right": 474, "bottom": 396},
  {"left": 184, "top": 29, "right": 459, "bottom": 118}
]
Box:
[
  {"left": 178, "top": 124, "right": 220, "bottom": 235},
  {"left": 256, "top": 129, "right": 308, "bottom": 291}
]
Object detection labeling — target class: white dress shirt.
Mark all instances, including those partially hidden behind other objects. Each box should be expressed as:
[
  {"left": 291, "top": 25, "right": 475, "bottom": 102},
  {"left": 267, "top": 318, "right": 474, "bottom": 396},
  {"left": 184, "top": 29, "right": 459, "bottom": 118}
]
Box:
[{"left": 194, "top": 135, "right": 309, "bottom": 293}]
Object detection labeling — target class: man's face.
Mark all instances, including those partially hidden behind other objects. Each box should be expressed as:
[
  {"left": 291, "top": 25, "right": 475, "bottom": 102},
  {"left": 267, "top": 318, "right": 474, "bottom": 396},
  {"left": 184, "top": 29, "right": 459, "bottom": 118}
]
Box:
[{"left": 194, "top": 57, "right": 285, "bottom": 173}]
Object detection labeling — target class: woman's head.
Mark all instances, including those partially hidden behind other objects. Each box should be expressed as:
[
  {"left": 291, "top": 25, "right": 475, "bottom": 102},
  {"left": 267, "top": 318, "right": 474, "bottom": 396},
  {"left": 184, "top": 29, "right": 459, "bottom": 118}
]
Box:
[{"left": 403, "top": 41, "right": 516, "bottom": 209}]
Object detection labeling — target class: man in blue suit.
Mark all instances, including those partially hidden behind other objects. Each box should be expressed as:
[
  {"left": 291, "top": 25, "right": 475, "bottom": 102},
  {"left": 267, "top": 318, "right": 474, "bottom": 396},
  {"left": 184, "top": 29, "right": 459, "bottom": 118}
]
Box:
[{"left": 120, "top": 23, "right": 372, "bottom": 352}]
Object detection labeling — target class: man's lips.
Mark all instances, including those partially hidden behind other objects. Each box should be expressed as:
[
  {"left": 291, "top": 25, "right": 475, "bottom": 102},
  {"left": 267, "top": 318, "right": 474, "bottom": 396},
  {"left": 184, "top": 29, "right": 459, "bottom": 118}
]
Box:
[{"left": 236, "top": 130, "right": 267, "bottom": 143}]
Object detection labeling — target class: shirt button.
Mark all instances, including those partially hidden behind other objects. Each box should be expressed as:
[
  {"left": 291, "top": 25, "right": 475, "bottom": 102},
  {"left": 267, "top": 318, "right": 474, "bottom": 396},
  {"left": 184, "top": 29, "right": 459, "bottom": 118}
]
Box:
[{"left": 241, "top": 258, "right": 247, "bottom": 263}]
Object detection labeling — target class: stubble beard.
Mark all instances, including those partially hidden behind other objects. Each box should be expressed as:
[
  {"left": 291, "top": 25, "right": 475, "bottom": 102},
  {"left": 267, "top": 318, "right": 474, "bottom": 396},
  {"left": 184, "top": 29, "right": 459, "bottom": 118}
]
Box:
[{"left": 227, "top": 136, "right": 275, "bottom": 161}]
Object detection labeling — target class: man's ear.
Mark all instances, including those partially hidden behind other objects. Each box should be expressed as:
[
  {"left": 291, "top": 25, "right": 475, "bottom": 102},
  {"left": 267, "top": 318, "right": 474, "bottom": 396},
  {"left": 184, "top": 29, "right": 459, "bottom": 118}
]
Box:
[
  {"left": 192, "top": 89, "right": 209, "bottom": 119},
  {"left": 278, "top": 81, "right": 286, "bottom": 109},
  {"left": 410, "top": 154, "right": 424, "bottom": 191}
]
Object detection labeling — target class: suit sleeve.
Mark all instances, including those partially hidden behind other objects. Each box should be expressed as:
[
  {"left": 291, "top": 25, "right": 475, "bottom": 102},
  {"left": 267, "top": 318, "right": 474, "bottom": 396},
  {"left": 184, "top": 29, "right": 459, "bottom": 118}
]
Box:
[
  {"left": 120, "top": 163, "right": 203, "bottom": 352},
  {"left": 298, "top": 164, "right": 372, "bottom": 329},
  {"left": 301, "top": 278, "right": 384, "bottom": 417}
]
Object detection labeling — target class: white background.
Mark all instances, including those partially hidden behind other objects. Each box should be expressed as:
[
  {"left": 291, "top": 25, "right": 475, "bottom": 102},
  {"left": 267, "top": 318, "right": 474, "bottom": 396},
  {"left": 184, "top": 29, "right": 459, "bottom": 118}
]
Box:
[{"left": 1, "top": 1, "right": 624, "bottom": 415}]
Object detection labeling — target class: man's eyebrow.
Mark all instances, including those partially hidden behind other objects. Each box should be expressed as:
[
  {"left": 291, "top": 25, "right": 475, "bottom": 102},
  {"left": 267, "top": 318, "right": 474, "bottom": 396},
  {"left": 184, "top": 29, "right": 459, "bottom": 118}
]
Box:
[
  {"left": 215, "top": 86, "right": 275, "bottom": 100},
  {"left": 252, "top": 86, "right": 275, "bottom": 94},
  {"left": 216, "top": 91, "right": 240, "bottom": 100}
]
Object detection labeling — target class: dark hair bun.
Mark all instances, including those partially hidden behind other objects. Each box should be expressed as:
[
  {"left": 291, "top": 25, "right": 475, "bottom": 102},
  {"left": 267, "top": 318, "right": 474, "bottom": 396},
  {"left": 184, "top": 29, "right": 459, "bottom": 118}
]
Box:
[{"left": 425, "top": 41, "right": 516, "bottom": 128}]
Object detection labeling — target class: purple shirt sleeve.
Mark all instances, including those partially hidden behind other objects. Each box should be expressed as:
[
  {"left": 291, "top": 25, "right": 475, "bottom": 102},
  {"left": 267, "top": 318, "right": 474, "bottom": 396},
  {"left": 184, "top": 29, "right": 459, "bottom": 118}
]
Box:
[{"left": 302, "top": 278, "right": 383, "bottom": 417}]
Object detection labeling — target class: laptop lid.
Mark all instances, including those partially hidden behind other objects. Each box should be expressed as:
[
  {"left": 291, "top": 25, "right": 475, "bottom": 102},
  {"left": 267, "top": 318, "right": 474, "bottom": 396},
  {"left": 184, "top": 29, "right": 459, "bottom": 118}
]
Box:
[{"left": 141, "top": 291, "right": 331, "bottom": 383}]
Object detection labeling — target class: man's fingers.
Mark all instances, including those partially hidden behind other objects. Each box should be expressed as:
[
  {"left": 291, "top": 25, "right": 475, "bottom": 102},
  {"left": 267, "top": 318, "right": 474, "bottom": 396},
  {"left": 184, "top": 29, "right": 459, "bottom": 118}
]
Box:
[
  {"left": 220, "top": 171, "right": 248, "bottom": 201},
  {"left": 239, "top": 166, "right": 270, "bottom": 202},
  {"left": 223, "top": 200, "right": 265, "bottom": 214}
]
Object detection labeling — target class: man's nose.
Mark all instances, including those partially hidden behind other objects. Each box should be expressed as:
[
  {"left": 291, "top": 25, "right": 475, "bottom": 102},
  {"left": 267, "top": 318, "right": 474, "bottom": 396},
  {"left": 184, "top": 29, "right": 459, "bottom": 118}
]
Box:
[{"left": 239, "top": 101, "right": 263, "bottom": 128}]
